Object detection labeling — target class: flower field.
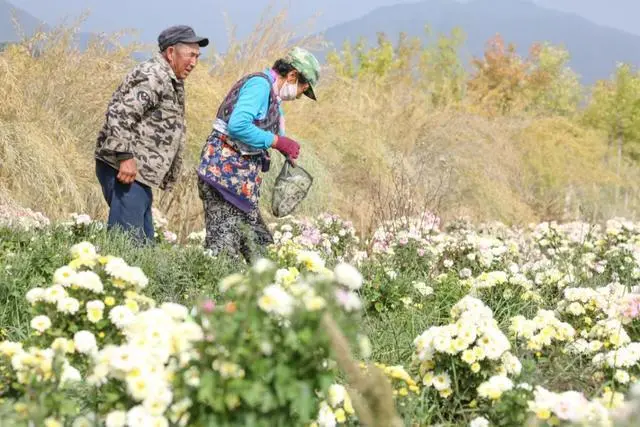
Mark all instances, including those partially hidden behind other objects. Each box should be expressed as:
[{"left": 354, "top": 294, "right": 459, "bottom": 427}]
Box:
[{"left": 2, "top": 211, "right": 640, "bottom": 426}]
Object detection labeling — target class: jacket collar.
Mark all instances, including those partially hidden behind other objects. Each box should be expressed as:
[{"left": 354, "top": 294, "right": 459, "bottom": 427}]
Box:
[{"left": 154, "top": 52, "right": 180, "bottom": 83}]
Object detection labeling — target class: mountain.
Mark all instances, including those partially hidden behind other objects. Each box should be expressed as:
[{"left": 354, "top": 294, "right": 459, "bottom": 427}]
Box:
[
  {"left": 320, "top": 0, "right": 640, "bottom": 83},
  {"left": 0, "top": 0, "right": 41, "bottom": 41},
  {"left": 1, "top": 0, "right": 105, "bottom": 51}
]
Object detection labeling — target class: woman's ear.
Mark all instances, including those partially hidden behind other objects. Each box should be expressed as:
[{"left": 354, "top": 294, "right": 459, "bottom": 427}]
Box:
[{"left": 286, "top": 70, "right": 298, "bottom": 82}]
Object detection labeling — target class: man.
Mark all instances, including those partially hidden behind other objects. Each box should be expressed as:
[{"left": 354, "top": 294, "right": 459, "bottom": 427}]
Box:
[{"left": 94, "top": 25, "right": 208, "bottom": 243}]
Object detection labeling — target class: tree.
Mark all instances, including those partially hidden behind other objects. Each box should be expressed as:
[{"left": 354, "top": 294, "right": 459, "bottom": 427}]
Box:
[
  {"left": 0, "top": 41, "right": 14, "bottom": 52},
  {"left": 467, "top": 34, "right": 530, "bottom": 115},
  {"left": 526, "top": 43, "right": 583, "bottom": 116},
  {"left": 583, "top": 63, "right": 640, "bottom": 202},
  {"left": 419, "top": 26, "right": 466, "bottom": 108}
]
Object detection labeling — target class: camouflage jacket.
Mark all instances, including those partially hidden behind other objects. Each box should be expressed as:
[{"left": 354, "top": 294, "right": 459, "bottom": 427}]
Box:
[{"left": 95, "top": 53, "right": 186, "bottom": 190}]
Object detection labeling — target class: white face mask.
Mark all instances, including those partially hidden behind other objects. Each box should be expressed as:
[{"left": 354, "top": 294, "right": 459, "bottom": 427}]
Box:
[{"left": 278, "top": 79, "right": 299, "bottom": 101}]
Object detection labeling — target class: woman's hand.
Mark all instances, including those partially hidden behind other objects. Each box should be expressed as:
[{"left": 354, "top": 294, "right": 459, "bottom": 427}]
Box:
[{"left": 272, "top": 135, "right": 300, "bottom": 161}]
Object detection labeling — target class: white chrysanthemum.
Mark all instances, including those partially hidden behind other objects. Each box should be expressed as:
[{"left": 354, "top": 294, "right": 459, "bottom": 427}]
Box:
[
  {"left": 44, "top": 285, "right": 67, "bottom": 304},
  {"left": 304, "top": 295, "right": 327, "bottom": 311},
  {"left": 108, "top": 345, "right": 142, "bottom": 373},
  {"left": 126, "top": 405, "right": 153, "bottom": 427},
  {"left": 296, "top": 250, "right": 326, "bottom": 272},
  {"left": 143, "top": 388, "right": 173, "bottom": 416},
  {"left": 124, "top": 267, "right": 149, "bottom": 289},
  {"left": 109, "top": 305, "right": 136, "bottom": 329},
  {"left": 469, "top": 417, "right": 490, "bottom": 427},
  {"left": 477, "top": 375, "right": 514, "bottom": 400},
  {"left": 31, "top": 315, "right": 52, "bottom": 333},
  {"left": 566, "top": 302, "right": 586, "bottom": 316},
  {"left": 258, "top": 284, "right": 295, "bottom": 318},
  {"left": 44, "top": 418, "right": 63, "bottom": 427},
  {"left": 105, "top": 257, "right": 129, "bottom": 278},
  {"left": 26, "top": 287, "right": 45, "bottom": 305},
  {"left": 127, "top": 373, "right": 163, "bottom": 402},
  {"left": 149, "top": 417, "right": 169, "bottom": 427},
  {"left": 274, "top": 268, "right": 298, "bottom": 287},
  {"left": 74, "top": 331, "right": 98, "bottom": 355},
  {"left": 253, "top": 258, "right": 275, "bottom": 274},
  {"left": 432, "top": 372, "right": 452, "bottom": 391},
  {"left": 219, "top": 273, "right": 244, "bottom": 293},
  {"left": 71, "top": 416, "right": 94, "bottom": 427},
  {"left": 51, "top": 337, "right": 75, "bottom": 354},
  {"left": 70, "top": 271, "right": 104, "bottom": 294},
  {"left": 72, "top": 213, "right": 92, "bottom": 226},
  {"left": 105, "top": 411, "right": 126, "bottom": 427},
  {"left": 0, "top": 341, "right": 22, "bottom": 357},
  {"left": 86, "top": 300, "right": 105, "bottom": 323},
  {"left": 553, "top": 390, "right": 589, "bottom": 422},
  {"left": 87, "top": 362, "right": 110, "bottom": 386},
  {"left": 160, "top": 302, "right": 189, "bottom": 321},
  {"left": 615, "top": 369, "right": 630, "bottom": 384},
  {"left": 334, "top": 289, "right": 363, "bottom": 312},
  {"left": 60, "top": 363, "right": 82, "bottom": 385},
  {"left": 70, "top": 242, "right": 97, "bottom": 260},
  {"left": 327, "top": 384, "right": 347, "bottom": 407},
  {"left": 501, "top": 352, "right": 522, "bottom": 376},
  {"left": 358, "top": 335, "right": 372, "bottom": 359},
  {"left": 333, "top": 263, "right": 363, "bottom": 290},
  {"left": 413, "top": 281, "right": 434, "bottom": 297},
  {"left": 57, "top": 297, "right": 80, "bottom": 314},
  {"left": 459, "top": 268, "right": 473, "bottom": 279},
  {"left": 317, "top": 401, "right": 337, "bottom": 427},
  {"left": 175, "top": 322, "right": 204, "bottom": 343}
]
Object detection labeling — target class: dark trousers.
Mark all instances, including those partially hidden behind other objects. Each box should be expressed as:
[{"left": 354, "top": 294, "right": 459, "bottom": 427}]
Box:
[
  {"left": 95, "top": 160, "right": 154, "bottom": 244},
  {"left": 197, "top": 178, "right": 273, "bottom": 263}
]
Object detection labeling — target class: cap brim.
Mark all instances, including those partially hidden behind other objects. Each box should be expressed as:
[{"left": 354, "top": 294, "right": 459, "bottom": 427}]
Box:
[
  {"left": 303, "top": 85, "right": 316, "bottom": 101},
  {"left": 181, "top": 36, "right": 209, "bottom": 47}
]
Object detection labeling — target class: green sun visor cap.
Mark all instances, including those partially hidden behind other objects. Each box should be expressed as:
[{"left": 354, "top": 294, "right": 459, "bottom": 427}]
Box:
[{"left": 285, "top": 47, "right": 321, "bottom": 101}]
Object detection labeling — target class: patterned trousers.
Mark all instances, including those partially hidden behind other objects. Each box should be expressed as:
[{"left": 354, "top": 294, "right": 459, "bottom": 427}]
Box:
[{"left": 197, "top": 178, "right": 274, "bottom": 263}]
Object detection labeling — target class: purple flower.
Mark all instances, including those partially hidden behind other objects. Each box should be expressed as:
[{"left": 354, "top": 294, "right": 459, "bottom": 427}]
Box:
[{"left": 201, "top": 299, "right": 215, "bottom": 313}]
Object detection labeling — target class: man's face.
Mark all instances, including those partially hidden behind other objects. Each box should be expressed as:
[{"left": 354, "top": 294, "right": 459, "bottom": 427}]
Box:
[{"left": 166, "top": 43, "right": 201, "bottom": 80}]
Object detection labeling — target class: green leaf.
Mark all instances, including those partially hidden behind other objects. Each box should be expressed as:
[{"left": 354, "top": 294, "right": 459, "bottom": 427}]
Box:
[
  {"left": 289, "top": 382, "right": 315, "bottom": 421},
  {"left": 197, "top": 372, "right": 224, "bottom": 411},
  {"left": 240, "top": 381, "right": 271, "bottom": 409},
  {"left": 298, "top": 328, "right": 313, "bottom": 345},
  {"left": 273, "top": 364, "right": 293, "bottom": 403}
]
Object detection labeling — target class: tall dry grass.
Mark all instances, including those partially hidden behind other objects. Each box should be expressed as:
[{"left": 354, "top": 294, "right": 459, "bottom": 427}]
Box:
[{"left": 1, "top": 6, "right": 639, "bottom": 240}]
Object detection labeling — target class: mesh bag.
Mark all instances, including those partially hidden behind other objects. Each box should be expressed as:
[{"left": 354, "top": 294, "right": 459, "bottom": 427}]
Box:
[{"left": 271, "top": 160, "right": 313, "bottom": 218}]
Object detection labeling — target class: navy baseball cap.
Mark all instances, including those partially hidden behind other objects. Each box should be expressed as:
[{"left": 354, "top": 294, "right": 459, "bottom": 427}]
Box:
[{"left": 158, "top": 25, "right": 209, "bottom": 52}]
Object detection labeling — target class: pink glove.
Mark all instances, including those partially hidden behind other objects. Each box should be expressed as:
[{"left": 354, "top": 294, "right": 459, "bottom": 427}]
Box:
[{"left": 273, "top": 136, "right": 300, "bottom": 160}]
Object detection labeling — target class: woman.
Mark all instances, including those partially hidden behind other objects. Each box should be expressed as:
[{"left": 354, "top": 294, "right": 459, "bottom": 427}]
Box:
[{"left": 196, "top": 46, "right": 320, "bottom": 262}]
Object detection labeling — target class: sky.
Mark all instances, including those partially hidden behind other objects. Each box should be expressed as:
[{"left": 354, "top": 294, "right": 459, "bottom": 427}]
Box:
[
  {"left": 8, "top": 0, "right": 413, "bottom": 48},
  {"left": 534, "top": 0, "right": 640, "bottom": 36},
  {"left": 8, "top": 0, "right": 640, "bottom": 49}
]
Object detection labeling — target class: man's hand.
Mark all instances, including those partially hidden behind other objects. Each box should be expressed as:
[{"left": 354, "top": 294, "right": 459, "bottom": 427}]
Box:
[{"left": 117, "top": 158, "right": 137, "bottom": 184}]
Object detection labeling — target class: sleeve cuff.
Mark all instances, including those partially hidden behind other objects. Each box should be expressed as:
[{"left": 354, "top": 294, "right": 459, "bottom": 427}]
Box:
[
  {"left": 115, "top": 152, "right": 134, "bottom": 161},
  {"left": 264, "top": 133, "right": 276, "bottom": 149}
]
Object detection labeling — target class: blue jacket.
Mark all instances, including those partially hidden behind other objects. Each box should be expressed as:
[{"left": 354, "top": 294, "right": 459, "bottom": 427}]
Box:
[{"left": 227, "top": 70, "right": 284, "bottom": 149}]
